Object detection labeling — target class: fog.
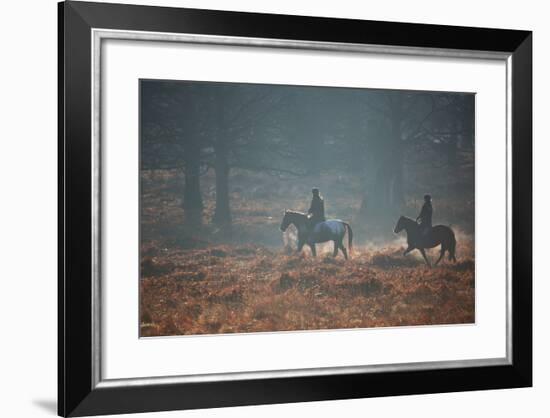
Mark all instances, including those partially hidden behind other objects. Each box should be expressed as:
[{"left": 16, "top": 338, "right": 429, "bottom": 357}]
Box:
[{"left": 140, "top": 79, "right": 475, "bottom": 247}]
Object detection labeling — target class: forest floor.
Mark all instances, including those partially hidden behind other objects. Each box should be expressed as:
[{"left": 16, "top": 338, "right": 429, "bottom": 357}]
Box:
[
  {"left": 140, "top": 239, "right": 475, "bottom": 336},
  {"left": 140, "top": 169, "right": 475, "bottom": 337}
]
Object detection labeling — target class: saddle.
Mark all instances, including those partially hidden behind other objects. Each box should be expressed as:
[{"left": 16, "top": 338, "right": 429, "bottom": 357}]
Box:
[
  {"left": 418, "top": 225, "right": 434, "bottom": 247},
  {"left": 307, "top": 214, "right": 324, "bottom": 231},
  {"left": 309, "top": 220, "right": 342, "bottom": 236}
]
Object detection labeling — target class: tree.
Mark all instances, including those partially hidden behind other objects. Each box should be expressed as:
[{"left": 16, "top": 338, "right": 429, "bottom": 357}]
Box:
[
  {"left": 142, "top": 81, "right": 299, "bottom": 228},
  {"left": 141, "top": 81, "right": 208, "bottom": 224},
  {"left": 205, "top": 84, "right": 296, "bottom": 226},
  {"left": 353, "top": 90, "right": 469, "bottom": 220}
]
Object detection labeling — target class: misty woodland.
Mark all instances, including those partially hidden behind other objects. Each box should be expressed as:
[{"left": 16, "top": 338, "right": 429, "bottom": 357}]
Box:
[{"left": 139, "top": 80, "right": 475, "bottom": 336}]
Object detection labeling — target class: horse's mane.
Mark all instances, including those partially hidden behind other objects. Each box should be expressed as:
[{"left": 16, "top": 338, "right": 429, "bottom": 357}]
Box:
[{"left": 285, "top": 210, "right": 307, "bottom": 216}]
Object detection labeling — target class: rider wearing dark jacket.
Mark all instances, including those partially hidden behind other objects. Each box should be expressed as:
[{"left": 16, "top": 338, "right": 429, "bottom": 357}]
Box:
[
  {"left": 416, "top": 194, "right": 433, "bottom": 236},
  {"left": 307, "top": 188, "right": 325, "bottom": 231}
]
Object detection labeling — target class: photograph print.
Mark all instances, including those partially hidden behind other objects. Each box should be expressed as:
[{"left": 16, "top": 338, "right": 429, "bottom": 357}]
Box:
[{"left": 139, "top": 80, "right": 475, "bottom": 337}]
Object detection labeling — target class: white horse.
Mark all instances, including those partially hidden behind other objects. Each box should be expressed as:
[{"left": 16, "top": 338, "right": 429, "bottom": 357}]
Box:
[{"left": 280, "top": 210, "right": 353, "bottom": 259}]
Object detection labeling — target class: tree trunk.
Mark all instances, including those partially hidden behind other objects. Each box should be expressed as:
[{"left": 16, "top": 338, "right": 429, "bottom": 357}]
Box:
[
  {"left": 390, "top": 149, "right": 404, "bottom": 209},
  {"left": 447, "top": 137, "right": 458, "bottom": 167},
  {"left": 375, "top": 164, "right": 392, "bottom": 212},
  {"left": 358, "top": 169, "right": 371, "bottom": 220},
  {"left": 182, "top": 141, "right": 203, "bottom": 225},
  {"left": 213, "top": 143, "right": 231, "bottom": 226},
  {"left": 388, "top": 112, "right": 404, "bottom": 210},
  {"left": 364, "top": 116, "right": 404, "bottom": 219}
]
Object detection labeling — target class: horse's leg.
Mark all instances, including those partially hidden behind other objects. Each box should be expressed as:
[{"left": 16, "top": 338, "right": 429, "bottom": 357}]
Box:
[
  {"left": 403, "top": 246, "right": 414, "bottom": 256},
  {"left": 339, "top": 241, "right": 348, "bottom": 260},
  {"left": 332, "top": 240, "right": 339, "bottom": 257},
  {"left": 309, "top": 243, "right": 317, "bottom": 257},
  {"left": 449, "top": 239, "right": 457, "bottom": 262},
  {"left": 419, "top": 248, "right": 431, "bottom": 267},
  {"left": 435, "top": 246, "right": 445, "bottom": 266},
  {"left": 297, "top": 239, "right": 304, "bottom": 254}
]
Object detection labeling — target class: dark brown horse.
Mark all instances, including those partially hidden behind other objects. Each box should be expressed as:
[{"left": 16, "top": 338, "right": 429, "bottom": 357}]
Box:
[{"left": 394, "top": 216, "right": 456, "bottom": 267}]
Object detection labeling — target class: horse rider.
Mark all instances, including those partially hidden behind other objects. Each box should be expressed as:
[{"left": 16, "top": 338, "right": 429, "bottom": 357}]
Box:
[
  {"left": 416, "top": 194, "right": 433, "bottom": 239},
  {"left": 307, "top": 188, "right": 326, "bottom": 233}
]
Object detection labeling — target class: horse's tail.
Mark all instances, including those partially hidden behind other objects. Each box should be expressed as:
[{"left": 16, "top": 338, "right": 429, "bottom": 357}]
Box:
[
  {"left": 343, "top": 222, "right": 353, "bottom": 255},
  {"left": 448, "top": 228, "right": 457, "bottom": 262}
]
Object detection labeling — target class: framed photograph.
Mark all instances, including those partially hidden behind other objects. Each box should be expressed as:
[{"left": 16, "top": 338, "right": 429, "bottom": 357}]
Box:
[{"left": 58, "top": 1, "right": 532, "bottom": 416}]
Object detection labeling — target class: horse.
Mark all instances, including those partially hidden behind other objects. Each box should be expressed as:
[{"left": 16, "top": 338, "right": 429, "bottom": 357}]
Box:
[
  {"left": 393, "top": 216, "right": 457, "bottom": 267},
  {"left": 280, "top": 210, "right": 353, "bottom": 260}
]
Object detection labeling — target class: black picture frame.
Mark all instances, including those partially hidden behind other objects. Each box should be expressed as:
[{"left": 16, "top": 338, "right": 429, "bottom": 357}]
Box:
[{"left": 58, "top": 1, "right": 532, "bottom": 416}]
